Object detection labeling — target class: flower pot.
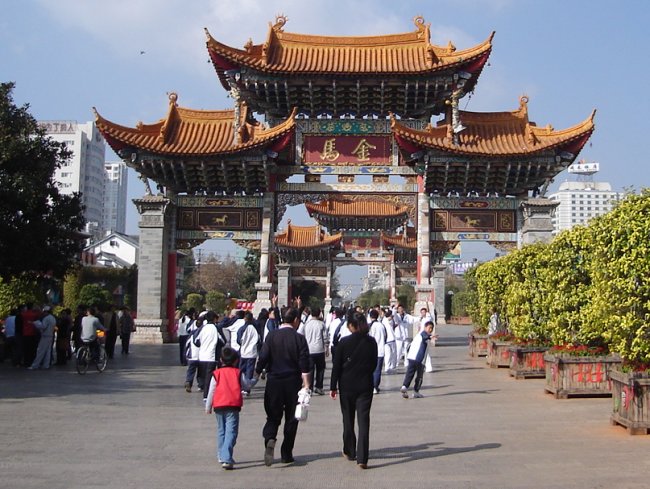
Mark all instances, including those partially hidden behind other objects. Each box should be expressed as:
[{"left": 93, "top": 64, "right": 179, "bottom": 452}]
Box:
[
  {"left": 544, "top": 353, "right": 621, "bottom": 399},
  {"left": 469, "top": 333, "right": 489, "bottom": 357},
  {"left": 609, "top": 369, "right": 650, "bottom": 435},
  {"left": 487, "top": 339, "right": 512, "bottom": 368},
  {"left": 508, "top": 346, "right": 548, "bottom": 379}
]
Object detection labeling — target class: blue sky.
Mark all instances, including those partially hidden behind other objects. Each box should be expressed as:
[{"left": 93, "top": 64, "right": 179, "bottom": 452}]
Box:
[{"left": 2, "top": 0, "right": 648, "bottom": 294}]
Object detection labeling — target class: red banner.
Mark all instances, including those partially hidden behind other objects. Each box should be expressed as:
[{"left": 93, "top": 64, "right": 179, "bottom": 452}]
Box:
[{"left": 303, "top": 135, "right": 391, "bottom": 165}]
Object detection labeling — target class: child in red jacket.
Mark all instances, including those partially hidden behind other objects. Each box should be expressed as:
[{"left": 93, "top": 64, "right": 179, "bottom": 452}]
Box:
[{"left": 205, "top": 347, "right": 243, "bottom": 470}]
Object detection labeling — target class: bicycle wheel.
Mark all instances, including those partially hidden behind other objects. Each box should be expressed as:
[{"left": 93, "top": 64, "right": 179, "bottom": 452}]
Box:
[
  {"left": 76, "top": 347, "right": 89, "bottom": 375},
  {"left": 96, "top": 345, "right": 107, "bottom": 372}
]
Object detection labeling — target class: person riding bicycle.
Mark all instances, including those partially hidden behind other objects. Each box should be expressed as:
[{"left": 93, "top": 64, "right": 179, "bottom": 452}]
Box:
[{"left": 80, "top": 306, "right": 105, "bottom": 362}]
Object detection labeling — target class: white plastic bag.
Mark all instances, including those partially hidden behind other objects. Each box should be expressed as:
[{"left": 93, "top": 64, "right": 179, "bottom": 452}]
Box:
[
  {"left": 295, "top": 388, "right": 311, "bottom": 421},
  {"left": 295, "top": 403, "right": 308, "bottom": 421}
]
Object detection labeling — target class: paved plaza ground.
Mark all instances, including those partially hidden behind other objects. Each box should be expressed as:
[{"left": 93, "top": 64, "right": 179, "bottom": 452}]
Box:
[{"left": 2, "top": 324, "right": 650, "bottom": 489}]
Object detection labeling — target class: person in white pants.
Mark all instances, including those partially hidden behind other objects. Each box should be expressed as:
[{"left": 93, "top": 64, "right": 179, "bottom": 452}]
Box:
[
  {"left": 382, "top": 309, "right": 397, "bottom": 373},
  {"left": 393, "top": 305, "right": 414, "bottom": 367},
  {"left": 29, "top": 307, "right": 56, "bottom": 370}
]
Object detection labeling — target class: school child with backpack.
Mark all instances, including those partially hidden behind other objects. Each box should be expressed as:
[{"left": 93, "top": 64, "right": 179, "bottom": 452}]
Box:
[
  {"left": 237, "top": 311, "right": 260, "bottom": 396},
  {"left": 205, "top": 347, "right": 243, "bottom": 470},
  {"left": 184, "top": 315, "right": 203, "bottom": 393},
  {"left": 328, "top": 308, "right": 348, "bottom": 360}
]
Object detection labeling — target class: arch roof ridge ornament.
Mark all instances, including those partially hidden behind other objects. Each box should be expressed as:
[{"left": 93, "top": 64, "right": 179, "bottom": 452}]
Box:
[
  {"left": 413, "top": 16, "right": 430, "bottom": 41},
  {"left": 273, "top": 14, "right": 288, "bottom": 32},
  {"left": 263, "top": 14, "right": 287, "bottom": 63},
  {"left": 519, "top": 95, "right": 535, "bottom": 145},
  {"left": 518, "top": 94, "right": 529, "bottom": 117},
  {"left": 159, "top": 92, "right": 179, "bottom": 144}
]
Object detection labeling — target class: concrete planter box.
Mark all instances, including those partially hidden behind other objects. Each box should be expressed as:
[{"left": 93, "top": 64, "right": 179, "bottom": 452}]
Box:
[
  {"left": 487, "top": 339, "right": 512, "bottom": 368},
  {"left": 610, "top": 369, "right": 650, "bottom": 435},
  {"left": 544, "top": 353, "right": 621, "bottom": 399},
  {"left": 469, "top": 333, "right": 489, "bottom": 357},
  {"left": 509, "top": 346, "right": 548, "bottom": 379}
]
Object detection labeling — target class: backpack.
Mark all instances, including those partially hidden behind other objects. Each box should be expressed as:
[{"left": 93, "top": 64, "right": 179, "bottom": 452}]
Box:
[
  {"left": 191, "top": 325, "right": 203, "bottom": 348},
  {"left": 332, "top": 319, "right": 346, "bottom": 347},
  {"left": 265, "top": 317, "right": 278, "bottom": 334},
  {"left": 236, "top": 323, "right": 249, "bottom": 346},
  {"left": 369, "top": 320, "right": 385, "bottom": 341}
]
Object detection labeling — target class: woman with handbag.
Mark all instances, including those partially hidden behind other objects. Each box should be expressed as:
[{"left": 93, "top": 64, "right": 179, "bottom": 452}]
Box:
[{"left": 329, "top": 311, "right": 378, "bottom": 469}]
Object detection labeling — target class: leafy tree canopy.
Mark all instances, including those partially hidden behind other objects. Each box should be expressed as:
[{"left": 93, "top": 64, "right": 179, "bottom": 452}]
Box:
[{"left": 0, "top": 82, "right": 85, "bottom": 279}]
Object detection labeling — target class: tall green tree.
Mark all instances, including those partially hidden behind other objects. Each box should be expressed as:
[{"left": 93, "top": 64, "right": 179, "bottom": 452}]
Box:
[
  {"left": 0, "top": 82, "right": 85, "bottom": 279},
  {"left": 241, "top": 249, "right": 260, "bottom": 301}
]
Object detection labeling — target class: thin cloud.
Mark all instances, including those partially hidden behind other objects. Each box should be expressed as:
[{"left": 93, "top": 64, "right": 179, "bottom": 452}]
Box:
[{"left": 35, "top": 0, "right": 483, "bottom": 75}]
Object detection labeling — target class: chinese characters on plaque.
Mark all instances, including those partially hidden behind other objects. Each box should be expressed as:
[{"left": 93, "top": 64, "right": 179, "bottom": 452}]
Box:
[{"left": 303, "top": 135, "right": 390, "bottom": 165}]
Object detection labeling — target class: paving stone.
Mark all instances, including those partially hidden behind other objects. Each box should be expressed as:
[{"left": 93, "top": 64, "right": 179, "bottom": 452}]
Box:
[{"left": 1, "top": 325, "right": 649, "bottom": 489}]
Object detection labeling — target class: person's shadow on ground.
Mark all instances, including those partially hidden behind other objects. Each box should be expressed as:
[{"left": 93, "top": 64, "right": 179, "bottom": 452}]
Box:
[{"left": 252, "top": 441, "right": 501, "bottom": 469}]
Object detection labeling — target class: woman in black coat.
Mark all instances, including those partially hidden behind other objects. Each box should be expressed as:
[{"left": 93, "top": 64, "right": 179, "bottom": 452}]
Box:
[{"left": 329, "top": 311, "right": 378, "bottom": 469}]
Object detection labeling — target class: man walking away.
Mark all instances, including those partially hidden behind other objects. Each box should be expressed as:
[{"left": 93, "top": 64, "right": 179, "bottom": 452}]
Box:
[
  {"left": 328, "top": 308, "right": 348, "bottom": 360},
  {"left": 382, "top": 309, "right": 397, "bottom": 373},
  {"left": 297, "top": 306, "right": 328, "bottom": 395},
  {"left": 198, "top": 312, "right": 223, "bottom": 401},
  {"left": 103, "top": 305, "right": 118, "bottom": 359},
  {"left": 177, "top": 308, "right": 195, "bottom": 365},
  {"left": 367, "top": 309, "right": 386, "bottom": 394},
  {"left": 226, "top": 310, "right": 246, "bottom": 351},
  {"left": 254, "top": 307, "right": 310, "bottom": 466},
  {"left": 55, "top": 308, "right": 72, "bottom": 365},
  {"left": 237, "top": 311, "right": 260, "bottom": 396},
  {"left": 118, "top": 306, "right": 135, "bottom": 355}
]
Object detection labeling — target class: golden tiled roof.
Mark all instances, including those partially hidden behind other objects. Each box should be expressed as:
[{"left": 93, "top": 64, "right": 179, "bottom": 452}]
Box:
[
  {"left": 391, "top": 96, "right": 595, "bottom": 157},
  {"left": 305, "top": 199, "right": 409, "bottom": 218},
  {"left": 381, "top": 228, "right": 417, "bottom": 249},
  {"left": 94, "top": 93, "right": 295, "bottom": 156},
  {"left": 206, "top": 16, "right": 493, "bottom": 75},
  {"left": 274, "top": 222, "right": 342, "bottom": 249}
]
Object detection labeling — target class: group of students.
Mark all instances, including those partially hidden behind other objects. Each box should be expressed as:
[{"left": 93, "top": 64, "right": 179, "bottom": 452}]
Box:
[
  {"left": 182, "top": 301, "right": 437, "bottom": 471},
  {"left": 1, "top": 303, "right": 134, "bottom": 369},
  {"left": 177, "top": 307, "right": 269, "bottom": 403},
  {"left": 326, "top": 304, "right": 437, "bottom": 395}
]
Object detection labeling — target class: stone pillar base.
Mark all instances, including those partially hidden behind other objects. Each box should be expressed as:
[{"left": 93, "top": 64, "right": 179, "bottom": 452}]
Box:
[
  {"left": 132, "top": 319, "right": 170, "bottom": 344},
  {"left": 432, "top": 264, "right": 447, "bottom": 325},
  {"left": 253, "top": 282, "right": 273, "bottom": 316},
  {"left": 323, "top": 297, "right": 333, "bottom": 318},
  {"left": 414, "top": 285, "right": 443, "bottom": 323},
  {"left": 277, "top": 264, "right": 291, "bottom": 309}
]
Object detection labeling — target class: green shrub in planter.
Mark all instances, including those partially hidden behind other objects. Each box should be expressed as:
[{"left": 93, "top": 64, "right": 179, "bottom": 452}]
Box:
[{"left": 584, "top": 190, "right": 650, "bottom": 365}]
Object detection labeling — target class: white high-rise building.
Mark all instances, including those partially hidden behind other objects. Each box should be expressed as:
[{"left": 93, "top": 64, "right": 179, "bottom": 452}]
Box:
[
  {"left": 103, "top": 162, "right": 128, "bottom": 233},
  {"left": 361, "top": 264, "right": 389, "bottom": 293},
  {"left": 548, "top": 180, "right": 620, "bottom": 234},
  {"left": 39, "top": 120, "right": 107, "bottom": 239}
]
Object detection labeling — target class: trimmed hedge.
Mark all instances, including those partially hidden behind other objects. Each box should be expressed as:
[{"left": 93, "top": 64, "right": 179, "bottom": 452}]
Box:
[{"left": 469, "top": 190, "right": 650, "bottom": 363}]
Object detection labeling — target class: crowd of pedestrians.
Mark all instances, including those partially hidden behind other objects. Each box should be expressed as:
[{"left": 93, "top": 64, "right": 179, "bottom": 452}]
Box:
[
  {"left": 2, "top": 298, "right": 436, "bottom": 471},
  {"left": 0, "top": 303, "right": 135, "bottom": 369},
  {"left": 179, "top": 299, "right": 437, "bottom": 470}
]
